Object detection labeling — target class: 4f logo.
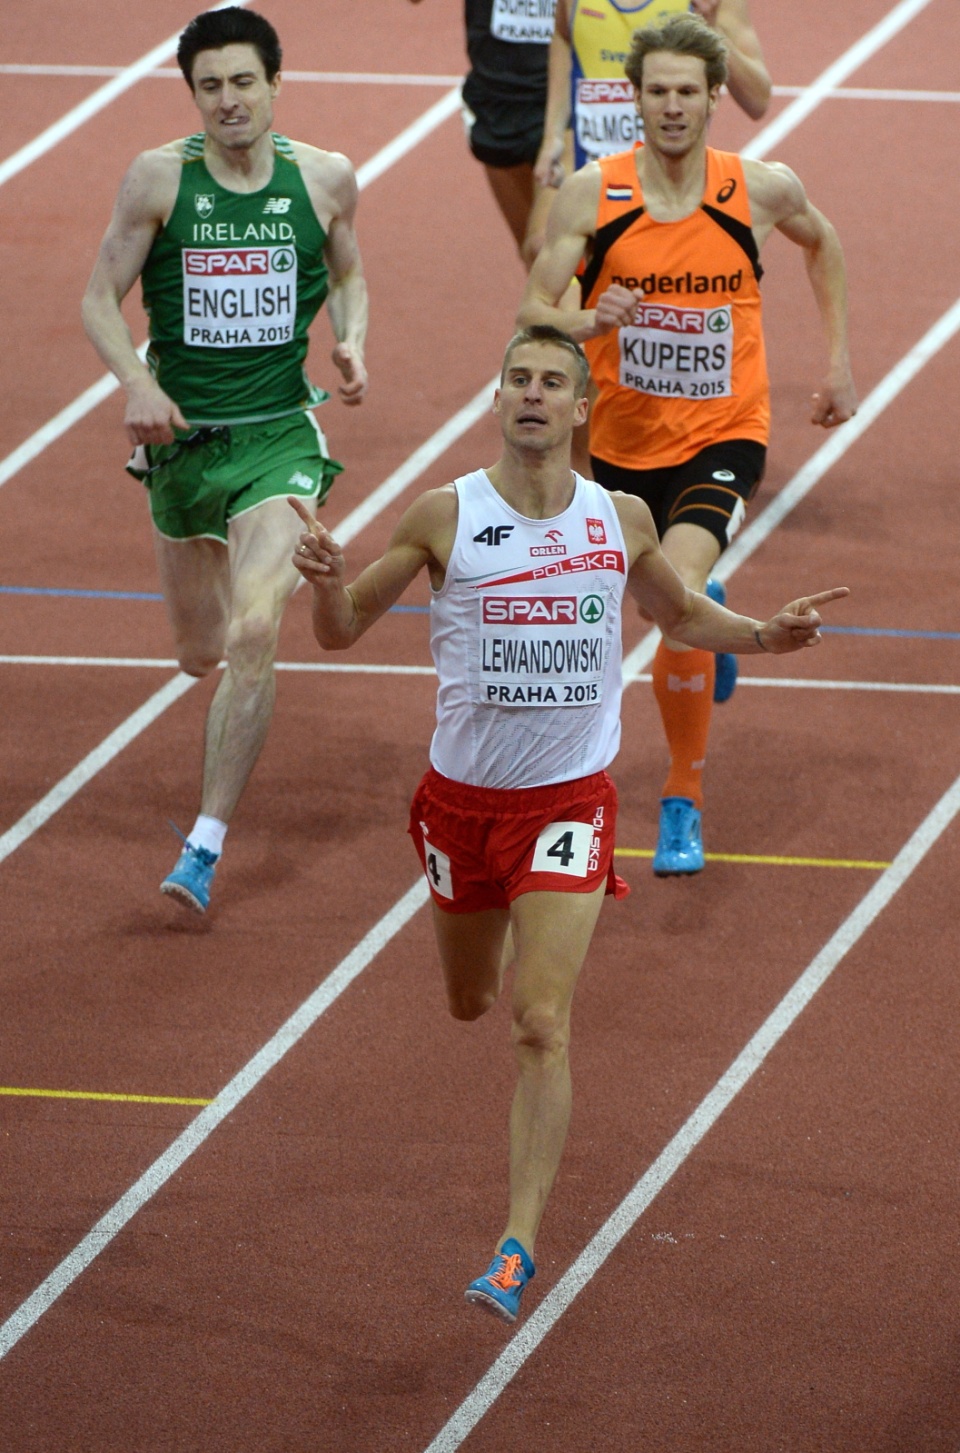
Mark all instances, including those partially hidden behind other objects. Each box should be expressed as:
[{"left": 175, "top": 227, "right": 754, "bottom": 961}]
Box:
[
  {"left": 195, "top": 194, "right": 215, "bottom": 218},
  {"left": 263, "top": 197, "right": 292, "bottom": 214},
  {"left": 474, "top": 525, "right": 514, "bottom": 546}
]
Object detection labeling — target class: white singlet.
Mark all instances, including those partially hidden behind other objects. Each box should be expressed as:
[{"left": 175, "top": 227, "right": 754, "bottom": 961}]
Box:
[{"left": 429, "top": 469, "right": 629, "bottom": 789}]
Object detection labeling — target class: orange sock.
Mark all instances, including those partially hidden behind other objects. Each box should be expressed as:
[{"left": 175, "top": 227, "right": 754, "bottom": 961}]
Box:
[{"left": 652, "top": 642, "right": 715, "bottom": 810}]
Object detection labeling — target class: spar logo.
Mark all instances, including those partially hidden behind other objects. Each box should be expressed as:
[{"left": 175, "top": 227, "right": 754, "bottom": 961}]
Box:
[
  {"left": 578, "top": 78, "right": 633, "bottom": 105},
  {"left": 183, "top": 247, "right": 295, "bottom": 275},
  {"left": 482, "top": 596, "right": 578, "bottom": 626},
  {"left": 580, "top": 594, "right": 604, "bottom": 624},
  {"left": 634, "top": 304, "right": 705, "bottom": 335}
]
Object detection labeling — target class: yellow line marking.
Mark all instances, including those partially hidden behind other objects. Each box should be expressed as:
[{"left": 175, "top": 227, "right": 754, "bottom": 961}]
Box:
[
  {"left": 0, "top": 1087, "right": 212, "bottom": 1106},
  {"left": 615, "top": 849, "right": 891, "bottom": 870}
]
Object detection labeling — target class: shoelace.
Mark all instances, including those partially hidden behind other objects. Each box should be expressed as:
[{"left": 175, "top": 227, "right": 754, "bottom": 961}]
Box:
[{"left": 486, "top": 1253, "right": 523, "bottom": 1291}]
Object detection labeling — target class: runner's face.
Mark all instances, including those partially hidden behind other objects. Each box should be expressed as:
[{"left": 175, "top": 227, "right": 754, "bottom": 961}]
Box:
[
  {"left": 190, "top": 44, "right": 279, "bottom": 152},
  {"left": 636, "top": 52, "right": 718, "bottom": 158},
  {"left": 495, "top": 344, "right": 588, "bottom": 453}
]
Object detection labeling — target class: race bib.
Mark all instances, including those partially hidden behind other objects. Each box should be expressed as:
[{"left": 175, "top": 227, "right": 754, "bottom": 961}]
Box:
[
  {"left": 575, "top": 79, "right": 644, "bottom": 162},
  {"left": 618, "top": 302, "right": 733, "bottom": 399},
  {"left": 490, "top": 0, "right": 556, "bottom": 44},
  {"left": 182, "top": 245, "right": 297, "bottom": 349},
  {"left": 474, "top": 590, "right": 612, "bottom": 708}
]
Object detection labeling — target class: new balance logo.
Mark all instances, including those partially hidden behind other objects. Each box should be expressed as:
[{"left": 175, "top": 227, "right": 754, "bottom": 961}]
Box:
[
  {"left": 287, "top": 471, "right": 314, "bottom": 490},
  {"left": 667, "top": 674, "right": 706, "bottom": 693},
  {"left": 263, "top": 197, "right": 292, "bottom": 214},
  {"left": 473, "top": 525, "right": 514, "bottom": 546}
]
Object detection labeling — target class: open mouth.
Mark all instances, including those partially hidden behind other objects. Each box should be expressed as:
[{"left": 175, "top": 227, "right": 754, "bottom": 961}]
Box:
[{"left": 517, "top": 412, "right": 546, "bottom": 425}]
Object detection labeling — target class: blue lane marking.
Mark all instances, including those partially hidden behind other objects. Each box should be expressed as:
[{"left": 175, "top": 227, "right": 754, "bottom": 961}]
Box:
[
  {"left": 0, "top": 584, "right": 430, "bottom": 613},
  {"left": 820, "top": 625, "right": 960, "bottom": 641},
  {"left": 3, "top": 589, "right": 946, "bottom": 632},
  {"left": 0, "top": 585, "right": 163, "bottom": 601}
]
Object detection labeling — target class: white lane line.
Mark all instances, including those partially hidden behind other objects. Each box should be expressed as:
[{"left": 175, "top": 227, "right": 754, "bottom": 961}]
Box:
[
  {"left": 354, "top": 86, "right": 460, "bottom": 191},
  {"left": 0, "top": 94, "right": 461, "bottom": 495},
  {"left": 0, "top": 877, "right": 430, "bottom": 1360},
  {"left": 771, "top": 85, "right": 960, "bottom": 104},
  {"left": 0, "top": 1, "right": 251, "bottom": 190},
  {"left": 0, "top": 657, "right": 436, "bottom": 674},
  {"left": 622, "top": 295, "right": 960, "bottom": 681},
  {"left": 422, "top": 768, "right": 960, "bottom": 1453},
  {"left": 334, "top": 374, "right": 498, "bottom": 545},
  {"left": 6, "top": 68, "right": 960, "bottom": 106},
  {"left": 741, "top": 0, "right": 936, "bottom": 159},
  {"left": 0, "top": 345, "right": 146, "bottom": 492},
  {"left": 3, "top": 658, "right": 960, "bottom": 697},
  {"left": 0, "top": 673, "right": 194, "bottom": 868},
  {"left": 0, "top": 65, "right": 465, "bottom": 86}
]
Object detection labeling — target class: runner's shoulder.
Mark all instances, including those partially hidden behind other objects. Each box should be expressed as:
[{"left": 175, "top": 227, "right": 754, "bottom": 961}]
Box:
[
  {"left": 117, "top": 143, "right": 183, "bottom": 220},
  {"left": 607, "top": 490, "right": 658, "bottom": 558},
  {"left": 742, "top": 157, "right": 805, "bottom": 220},
  {"left": 400, "top": 483, "right": 460, "bottom": 537},
  {"left": 287, "top": 142, "right": 357, "bottom": 193},
  {"left": 551, "top": 160, "right": 603, "bottom": 233}
]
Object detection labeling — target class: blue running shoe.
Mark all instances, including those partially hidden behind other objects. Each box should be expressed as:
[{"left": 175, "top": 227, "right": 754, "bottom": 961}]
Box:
[
  {"left": 653, "top": 796, "right": 704, "bottom": 877},
  {"left": 161, "top": 838, "right": 219, "bottom": 913},
  {"left": 705, "top": 576, "right": 738, "bottom": 704},
  {"left": 465, "top": 1238, "right": 535, "bottom": 1324}
]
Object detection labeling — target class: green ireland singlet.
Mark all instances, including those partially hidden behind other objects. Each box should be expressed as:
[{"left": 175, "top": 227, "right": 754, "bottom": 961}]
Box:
[{"left": 141, "top": 133, "right": 330, "bottom": 425}]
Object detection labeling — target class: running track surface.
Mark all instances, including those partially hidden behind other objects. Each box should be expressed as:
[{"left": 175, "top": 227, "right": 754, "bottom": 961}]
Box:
[{"left": 1, "top": 3, "right": 959, "bottom": 1449}]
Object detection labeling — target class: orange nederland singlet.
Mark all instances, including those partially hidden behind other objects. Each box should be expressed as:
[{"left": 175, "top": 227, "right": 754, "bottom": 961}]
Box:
[{"left": 583, "top": 146, "right": 770, "bottom": 470}]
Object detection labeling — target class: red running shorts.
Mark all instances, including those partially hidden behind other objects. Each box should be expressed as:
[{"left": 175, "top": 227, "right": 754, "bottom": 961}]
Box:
[{"left": 408, "top": 766, "right": 630, "bottom": 914}]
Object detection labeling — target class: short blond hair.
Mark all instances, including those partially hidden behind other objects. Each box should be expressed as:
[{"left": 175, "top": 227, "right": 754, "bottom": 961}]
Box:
[
  {"left": 625, "top": 12, "right": 728, "bottom": 93},
  {"left": 501, "top": 326, "right": 590, "bottom": 397}
]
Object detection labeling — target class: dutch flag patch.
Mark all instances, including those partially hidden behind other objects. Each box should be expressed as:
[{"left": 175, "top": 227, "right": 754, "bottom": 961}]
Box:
[{"left": 606, "top": 186, "right": 633, "bottom": 201}]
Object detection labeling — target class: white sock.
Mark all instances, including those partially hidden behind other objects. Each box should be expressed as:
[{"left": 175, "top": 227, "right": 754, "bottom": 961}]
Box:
[{"left": 186, "top": 815, "right": 228, "bottom": 857}]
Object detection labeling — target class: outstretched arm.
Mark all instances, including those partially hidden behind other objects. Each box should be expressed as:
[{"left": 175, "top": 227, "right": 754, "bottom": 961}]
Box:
[
  {"left": 693, "top": 0, "right": 772, "bottom": 119},
  {"left": 290, "top": 487, "right": 455, "bottom": 648},
  {"left": 81, "top": 148, "right": 188, "bottom": 444},
  {"left": 614, "top": 494, "right": 849, "bottom": 652}
]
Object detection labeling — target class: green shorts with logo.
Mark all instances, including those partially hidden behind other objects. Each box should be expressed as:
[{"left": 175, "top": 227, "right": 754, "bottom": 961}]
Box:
[{"left": 127, "top": 410, "right": 343, "bottom": 543}]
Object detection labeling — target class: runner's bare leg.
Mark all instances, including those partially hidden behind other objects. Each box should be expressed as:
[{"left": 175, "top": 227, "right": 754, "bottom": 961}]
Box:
[
  {"left": 199, "top": 494, "right": 313, "bottom": 822},
  {"left": 500, "top": 883, "right": 606, "bottom": 1256}
]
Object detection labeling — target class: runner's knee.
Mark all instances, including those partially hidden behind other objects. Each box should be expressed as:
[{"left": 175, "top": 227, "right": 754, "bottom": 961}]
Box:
[
  {"left": 224, "top": 608, "right": 280, "bottom": 675},
  {"left": 447, "top": 985, "right": 497, "bottom": 1022},
  {"left": 177, "top": 648, "right": 221, "bottom": 678},
  {"left": 511, "top": 1001, "right": 570, "bottom": 1059}
]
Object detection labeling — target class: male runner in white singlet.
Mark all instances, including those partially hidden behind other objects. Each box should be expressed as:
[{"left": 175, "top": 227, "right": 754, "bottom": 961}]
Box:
[{"left": 290, "top": 325, "right": 848, "bottom": 1325}]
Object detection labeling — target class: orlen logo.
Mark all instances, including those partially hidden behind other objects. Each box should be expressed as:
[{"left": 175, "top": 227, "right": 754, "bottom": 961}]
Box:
[
  {"left": 184, "top": 249, "right": 270, "bottom": 276},
  {"left": 578, "top": 79, "right": 633, "bottom": 105},
  {"left": 633, "top": 304, "right": 704, "bottom": 334},
  {"left": 482, "top": 596, "right": 578, "bottom": 626}
]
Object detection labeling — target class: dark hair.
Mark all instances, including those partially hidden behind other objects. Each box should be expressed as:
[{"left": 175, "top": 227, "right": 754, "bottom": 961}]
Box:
[
  {"left": 501, "top": 325, "right": 591, "bottom": 396},
  {"left": 625, "top": 12, "right": 728, "bottom": 93},
  {"left": 177, "top": 7, "right": 283, "bottom": 89}
]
